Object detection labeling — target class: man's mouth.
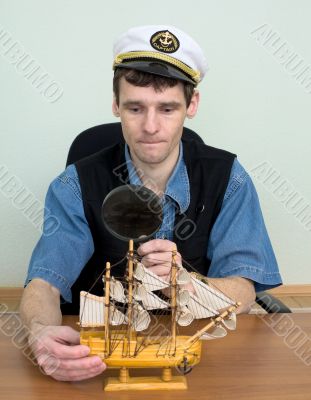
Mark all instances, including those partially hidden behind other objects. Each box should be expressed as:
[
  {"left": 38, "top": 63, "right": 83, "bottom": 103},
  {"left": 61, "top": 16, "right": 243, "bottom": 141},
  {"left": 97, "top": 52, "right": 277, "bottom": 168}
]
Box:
[{"left": 139, "top": 140, "right": 164, "bottom": 144}]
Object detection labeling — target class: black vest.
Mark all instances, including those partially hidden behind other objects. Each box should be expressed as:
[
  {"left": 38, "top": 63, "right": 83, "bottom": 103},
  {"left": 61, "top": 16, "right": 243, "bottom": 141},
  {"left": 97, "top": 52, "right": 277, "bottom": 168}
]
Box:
[{"left": 61, "top": 139, "right": 235, "bottom": 314}]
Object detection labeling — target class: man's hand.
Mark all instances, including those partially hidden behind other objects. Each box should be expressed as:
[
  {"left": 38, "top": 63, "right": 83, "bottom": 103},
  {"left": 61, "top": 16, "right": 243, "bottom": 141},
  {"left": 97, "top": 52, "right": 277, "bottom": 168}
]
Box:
[
  {"left": 29, "top": 324, "right": 106, "bottom": 381},
  {"left": 137, "top": 239, "right": 182, "bottom": 283},
  {"left": 20, "top": 279, "right": 106, "bottom": 381}
]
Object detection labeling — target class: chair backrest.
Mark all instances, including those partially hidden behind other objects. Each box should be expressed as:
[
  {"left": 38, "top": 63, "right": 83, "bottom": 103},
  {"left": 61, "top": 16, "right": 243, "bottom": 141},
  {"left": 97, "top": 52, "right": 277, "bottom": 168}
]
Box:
[{"left": 66, "top": 122, "right": 204, "bottom": 166}]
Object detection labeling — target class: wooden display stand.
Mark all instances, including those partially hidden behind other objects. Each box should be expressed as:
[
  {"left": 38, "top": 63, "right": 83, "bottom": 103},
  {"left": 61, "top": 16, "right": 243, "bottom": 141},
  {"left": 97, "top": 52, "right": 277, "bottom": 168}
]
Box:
[{"left": 104, "top": 367, "right": 187, "bottom": 391}]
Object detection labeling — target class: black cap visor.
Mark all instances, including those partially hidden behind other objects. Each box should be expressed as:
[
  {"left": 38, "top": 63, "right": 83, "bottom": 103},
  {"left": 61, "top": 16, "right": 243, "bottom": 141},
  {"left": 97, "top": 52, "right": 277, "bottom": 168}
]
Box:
[{"left": 114, "top": 60, "right": 196, "bottom": 85}]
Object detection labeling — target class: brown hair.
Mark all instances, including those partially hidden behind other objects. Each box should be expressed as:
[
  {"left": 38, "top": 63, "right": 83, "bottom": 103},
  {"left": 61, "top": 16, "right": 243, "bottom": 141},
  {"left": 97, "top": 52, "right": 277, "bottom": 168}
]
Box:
[{"left": 113, "top": 68, "right": 195, "bottom": 107}]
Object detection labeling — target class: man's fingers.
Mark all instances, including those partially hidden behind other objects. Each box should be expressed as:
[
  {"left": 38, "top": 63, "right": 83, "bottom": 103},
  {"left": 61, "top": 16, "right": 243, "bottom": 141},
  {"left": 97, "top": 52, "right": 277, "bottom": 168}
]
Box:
[
  {"left": 49, "top": 342, "right": 90, "bottom": 359},
  {"left": 48, "top": 363, "right": 106, "bottom": 381},
  {"left": 138, "top": 240, "right": 182, "bottom": 271},
  {"left": 35, "top": 340, "right": 90, "bottom": 361},
  {"left": 51, "top": 325, "right": 81, "bottom": 345},
  {"left": 29, "top": 325, "right": 107, "bottom": 382},
  {"left": 55, "top": 355, "right": 103, "bottom": 371},
  {"left": 138, "top": 239, "right": 177, "bottom": 255},
  {"left": 142, "top": 252, "right": 172, "bottom": 267},
  {"left": 31, "top": 325, "right": 84, "bottom": 358},
  {"left": 39, "top": 355, "right": 106, "bottom": 380},
  {"left": 148, "top": 265, "right": 171, "bottom": 278},
  {"left": 142, "top": 253, "right": 182, "bottom": 271}
]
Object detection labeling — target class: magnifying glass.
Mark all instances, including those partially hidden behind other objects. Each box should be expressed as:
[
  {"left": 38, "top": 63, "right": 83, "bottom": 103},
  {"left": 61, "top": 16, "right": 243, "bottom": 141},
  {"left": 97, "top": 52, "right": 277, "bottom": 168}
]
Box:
[{"left": 101, "top": 185, "right": 163, "bottom": 243}]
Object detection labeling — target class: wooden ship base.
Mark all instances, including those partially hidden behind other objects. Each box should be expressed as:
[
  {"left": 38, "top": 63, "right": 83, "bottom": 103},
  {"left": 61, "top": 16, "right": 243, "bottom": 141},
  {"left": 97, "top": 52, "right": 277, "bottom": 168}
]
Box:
[{"left": 80, "top": 330, "right": 202, "bottom": 391}]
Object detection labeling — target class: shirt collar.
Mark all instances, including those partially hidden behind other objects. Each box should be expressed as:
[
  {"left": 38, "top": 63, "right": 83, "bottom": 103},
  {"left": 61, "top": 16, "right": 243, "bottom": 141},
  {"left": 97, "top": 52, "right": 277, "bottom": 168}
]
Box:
[{"left": 124, "top": 142, "right": 190, "bottom": 213}]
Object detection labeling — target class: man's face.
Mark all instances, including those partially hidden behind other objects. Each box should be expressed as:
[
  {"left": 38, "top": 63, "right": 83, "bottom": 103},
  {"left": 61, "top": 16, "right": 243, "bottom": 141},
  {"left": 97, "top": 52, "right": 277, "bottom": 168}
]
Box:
[{"left": 112, "top": 77, "right": 199, "bottom": 166}]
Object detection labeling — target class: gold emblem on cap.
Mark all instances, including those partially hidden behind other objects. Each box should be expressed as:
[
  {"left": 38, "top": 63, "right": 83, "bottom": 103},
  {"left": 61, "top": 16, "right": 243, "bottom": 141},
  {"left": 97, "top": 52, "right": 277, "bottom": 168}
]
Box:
[{"left": 150, "top": 30, "right": 180, "bottom": 54}]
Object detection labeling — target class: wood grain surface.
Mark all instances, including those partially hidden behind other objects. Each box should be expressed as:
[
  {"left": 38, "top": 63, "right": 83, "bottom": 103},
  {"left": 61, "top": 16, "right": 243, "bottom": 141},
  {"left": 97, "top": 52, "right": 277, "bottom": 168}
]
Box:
[{"left": 0, "top": 313, "right": 310, "bottom": 400}]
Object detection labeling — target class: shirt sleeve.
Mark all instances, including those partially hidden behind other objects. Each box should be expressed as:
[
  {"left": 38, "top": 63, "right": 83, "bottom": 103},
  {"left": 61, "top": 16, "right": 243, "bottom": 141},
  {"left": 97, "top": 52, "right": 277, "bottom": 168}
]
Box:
[
  {"left": 207, "top": 158, "right": 282, "bottom": 292},
  {"left": 25, "top": 164, "right": 94, "bottom": 302}
]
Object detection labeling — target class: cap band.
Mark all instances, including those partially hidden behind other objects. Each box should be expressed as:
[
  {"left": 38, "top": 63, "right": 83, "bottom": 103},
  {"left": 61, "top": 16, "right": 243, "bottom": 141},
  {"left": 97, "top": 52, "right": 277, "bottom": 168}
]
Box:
[{"left": 113, "top": 51, "right": 201, "bottom": 84}]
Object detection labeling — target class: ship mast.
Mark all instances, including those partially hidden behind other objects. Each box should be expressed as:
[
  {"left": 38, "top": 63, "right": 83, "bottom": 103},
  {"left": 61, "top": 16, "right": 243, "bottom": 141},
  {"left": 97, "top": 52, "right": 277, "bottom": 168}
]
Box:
[
  {"left": 125, "top": 239, "right": 134, "bottom": 356},
  {"left": 170, "top": 246, "right": 178, "bottom": 354},
  {"left": 104, "top": 262, "right": 111, "bottom": 356}
]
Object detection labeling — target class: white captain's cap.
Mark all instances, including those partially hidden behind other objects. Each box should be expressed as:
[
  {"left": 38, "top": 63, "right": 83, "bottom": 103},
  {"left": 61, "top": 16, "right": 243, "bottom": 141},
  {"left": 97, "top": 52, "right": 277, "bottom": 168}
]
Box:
[{"left": 113, "top": 25, "right": 208, "bottom": 86}]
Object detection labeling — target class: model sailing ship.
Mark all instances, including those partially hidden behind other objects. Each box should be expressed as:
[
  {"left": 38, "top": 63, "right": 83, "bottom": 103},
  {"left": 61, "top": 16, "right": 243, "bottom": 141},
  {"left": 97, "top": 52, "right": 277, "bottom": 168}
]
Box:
[{"left": 79, "top": 185, "right": 240, "bottom": 391}]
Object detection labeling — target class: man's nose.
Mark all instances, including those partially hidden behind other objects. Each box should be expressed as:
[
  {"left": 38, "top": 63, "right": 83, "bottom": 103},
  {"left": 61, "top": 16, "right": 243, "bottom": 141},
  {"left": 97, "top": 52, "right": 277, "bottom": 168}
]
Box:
[{"left": 142, "top": 110, "right": 159, "bottom": 134}]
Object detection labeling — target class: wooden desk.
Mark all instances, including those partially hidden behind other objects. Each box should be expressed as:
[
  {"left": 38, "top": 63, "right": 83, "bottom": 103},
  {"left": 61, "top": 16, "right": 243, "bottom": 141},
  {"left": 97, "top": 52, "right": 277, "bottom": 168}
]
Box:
[{"left": 0, "top": 314, "right": 310, "bottom": 400}]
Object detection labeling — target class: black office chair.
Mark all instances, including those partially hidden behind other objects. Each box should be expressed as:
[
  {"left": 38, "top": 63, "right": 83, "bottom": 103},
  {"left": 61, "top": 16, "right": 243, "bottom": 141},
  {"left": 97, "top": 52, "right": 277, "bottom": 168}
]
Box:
[{"left": 66, "top": 122, "right": 291, "bottom": 313}]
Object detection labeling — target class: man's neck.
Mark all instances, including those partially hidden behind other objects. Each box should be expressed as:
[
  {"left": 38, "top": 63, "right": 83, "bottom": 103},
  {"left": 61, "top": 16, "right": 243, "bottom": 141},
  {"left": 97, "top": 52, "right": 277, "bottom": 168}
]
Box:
[{"left": 130, "top": 146, "right": 180, "bottom": 196}]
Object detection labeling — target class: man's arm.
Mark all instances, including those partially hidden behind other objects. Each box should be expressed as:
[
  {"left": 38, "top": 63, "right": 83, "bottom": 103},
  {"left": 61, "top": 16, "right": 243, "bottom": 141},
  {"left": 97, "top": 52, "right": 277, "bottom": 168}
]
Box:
[
  {"left": 20, "top": 166, "right": 105, "bottom": 381},
  {"left": 207, "top": 158, "right": 282, "bottom": 295},
  {"left": 20, "top": 279, "right": 106, "bottom": 381},
  {"left": 20, "top": 278, "right": 62, "bottom": 329},
  {"left": 203, "top": 276, "right": 255, "bottom": 314}
]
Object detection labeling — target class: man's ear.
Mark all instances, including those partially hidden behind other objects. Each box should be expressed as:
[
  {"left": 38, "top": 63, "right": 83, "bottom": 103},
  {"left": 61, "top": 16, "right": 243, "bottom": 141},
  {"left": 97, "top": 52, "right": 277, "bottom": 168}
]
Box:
[
  {"left": 112, "top": 97, "right": 120, "bottom": 117},
  {"left": 186, "top": 90, "right": 200, "bottom": 119}
]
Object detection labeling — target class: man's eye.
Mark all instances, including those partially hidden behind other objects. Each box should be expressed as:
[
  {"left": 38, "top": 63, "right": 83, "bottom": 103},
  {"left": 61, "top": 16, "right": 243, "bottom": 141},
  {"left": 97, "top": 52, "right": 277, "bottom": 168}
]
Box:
[{"left": 128, "top": 106, "right": 141, "bottom": 112}]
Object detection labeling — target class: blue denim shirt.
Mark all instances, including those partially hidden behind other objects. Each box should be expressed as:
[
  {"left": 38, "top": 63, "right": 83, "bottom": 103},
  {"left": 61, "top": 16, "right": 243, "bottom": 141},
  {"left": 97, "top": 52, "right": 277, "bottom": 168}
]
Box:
[{"left": 26, "top": 143, "right": 282, "bottom": 302}]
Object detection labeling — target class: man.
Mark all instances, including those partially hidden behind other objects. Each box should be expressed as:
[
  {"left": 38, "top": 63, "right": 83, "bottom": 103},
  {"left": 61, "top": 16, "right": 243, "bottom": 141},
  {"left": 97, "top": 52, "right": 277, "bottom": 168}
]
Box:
[{"left": 20, "top": 25, "right": 282, "bottom": 381}]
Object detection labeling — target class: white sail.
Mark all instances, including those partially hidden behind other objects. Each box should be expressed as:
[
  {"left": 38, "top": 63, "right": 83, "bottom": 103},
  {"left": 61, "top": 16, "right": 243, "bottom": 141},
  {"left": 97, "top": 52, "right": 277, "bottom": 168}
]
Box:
[
  {"left": 190, "top": 275, "right": 234, "bottom": 310},
  {"left": 80, "top": 291, "right": 104, "bottom": 327},
  {"left": 109, "top": 277, "right": 126, "bottom": 303},
  {"left": 200, "top": 325, "right": 228, "bottom": 340},
  {"left": 222, "top": 312, "right": 237, "bottom": 331},
  {"left": 132, "top": 304, "right": 151, "bottom": 331},
  {"left": 177, "top": 289, "right": 190, "bottom": 307},
  {"left": 134, "top": 262, "right": 169, "bottom": 292},
  {"left": 176, "top": 306, "right": 194, "bottom": 326},
  {"left": 176, "top": 268, "right": 191, "bottom": 285},
  {"left": 110, "top": 305, "right": 127, "bottom": 326},
  {"left": 187, "top": 292, "right": 218, "bottom": 319},
  {"left": 79, "top": 291, "right": 126, "bottom": 327},
  {"left": 134, "top": 284, "right": 169, "bottom": 310}
]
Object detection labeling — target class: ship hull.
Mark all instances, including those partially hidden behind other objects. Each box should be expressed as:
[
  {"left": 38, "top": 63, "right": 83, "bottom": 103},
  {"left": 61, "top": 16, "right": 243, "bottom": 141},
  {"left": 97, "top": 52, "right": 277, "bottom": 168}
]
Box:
[{"left": 80, "top": 330, "right": 202, "bottom": 369}]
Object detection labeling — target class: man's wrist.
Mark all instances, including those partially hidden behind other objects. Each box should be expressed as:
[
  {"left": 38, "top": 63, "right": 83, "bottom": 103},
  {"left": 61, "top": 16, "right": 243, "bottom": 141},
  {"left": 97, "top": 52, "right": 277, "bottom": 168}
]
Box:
[
  {"left": 29, "top": 319, "right": 46, "bottom": 337},
  {"left": 191, "top": 271, "right": 209, "bottom": 286}
]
